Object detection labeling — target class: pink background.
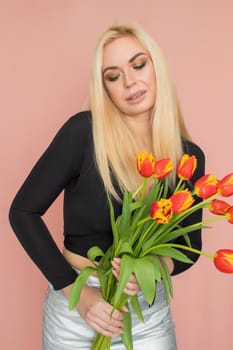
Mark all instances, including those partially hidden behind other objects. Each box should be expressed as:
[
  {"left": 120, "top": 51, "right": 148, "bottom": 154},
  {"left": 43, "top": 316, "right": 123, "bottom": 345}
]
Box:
[{"left": 1, "top": 1, "right": 233, "bottom": 349}]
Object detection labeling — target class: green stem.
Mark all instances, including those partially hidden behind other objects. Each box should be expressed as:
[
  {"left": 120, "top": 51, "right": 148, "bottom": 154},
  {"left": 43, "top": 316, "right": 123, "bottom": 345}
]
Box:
[
  {"left": 174, "top": 178, "right": 184, "bottom": 192},
  {"left": 132, "top": 178, "right": 149, "bottom": 200},
  {"left": 142, "top": 243, "right": 215, "bottom": 259},
  {"left": 133, "top": 220, "right": 157, "bottom": 256},
  {"left": 90, "top": 333, "right": 109, "bottom": 350}
]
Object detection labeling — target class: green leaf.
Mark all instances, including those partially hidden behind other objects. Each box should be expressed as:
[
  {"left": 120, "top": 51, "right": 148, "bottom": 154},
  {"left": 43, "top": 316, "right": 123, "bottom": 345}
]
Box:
[
  {"left": 151, "top": 247, "right": 194, "bottom": 264},
  {"left": 108, "top": 197, "right": 119, "bottom": 248},
  {"left": 133, "top": 257, "right": 156, "bottom": 305},
  {"left": 97, "top": 267, "right": 109, "bottom": 299},
  {"left": 129, "top": 202, "right": 143, "bottom": 211},
  {"left": 144, "top": 180, "right": 161, "bottom": 205},
  {"left": 112, "top": 255, "right": 134, "bottom": 306},
  {"left": 183, "top": 232, "right": 191, "bottom": 247},
  {"left": 130, "top": 295, "right": 144, "bottom": 323},
  {"left": 144, "top": 255, "right": 162, "bottom": 282},
  {"left": 87, "top": 246, "right": 104, "bottom": 263},
  {"left": 118, "top": 240, "right": 133, "bottom": 256},
  {"left": 120, "top": 191, "right": 132, "bottom": 225},
  {"left": 159, "top": 260, "right": 173, "bottom": 302},
  {"left": 121, "top": 303, "right": 133, "bottom": 350},
  {"left": 68, "top": 266, "right": 97, "bottom": 310}
]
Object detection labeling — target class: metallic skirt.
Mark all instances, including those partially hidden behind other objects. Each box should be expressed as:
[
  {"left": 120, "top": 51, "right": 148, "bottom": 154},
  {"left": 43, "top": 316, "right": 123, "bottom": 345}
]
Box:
[{"left": 42, "top": 273, "right": 177, "bottom": 350}]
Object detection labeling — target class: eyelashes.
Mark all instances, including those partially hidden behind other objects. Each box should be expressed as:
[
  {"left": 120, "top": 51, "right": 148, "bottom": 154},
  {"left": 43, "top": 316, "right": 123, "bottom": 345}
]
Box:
[
  {"left": 133, "top": 60, "right": 147, "bottom": 70},
  {"left": 104, "top": 60, "right": 147, "bottom": 82},
  {"left": 107, "top": 74, "right": 120, "bottom": 82}
]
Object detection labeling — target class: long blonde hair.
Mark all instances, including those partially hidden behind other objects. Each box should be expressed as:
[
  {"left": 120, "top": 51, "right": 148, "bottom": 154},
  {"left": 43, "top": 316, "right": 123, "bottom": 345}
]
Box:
[{"left": 90, "top": 23, "right": 190, "bottom": 200}]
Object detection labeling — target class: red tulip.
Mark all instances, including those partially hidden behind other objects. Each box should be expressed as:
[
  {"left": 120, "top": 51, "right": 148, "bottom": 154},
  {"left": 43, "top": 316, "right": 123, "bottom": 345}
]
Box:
[
  {"left": 218, "top": 173, "right": 233, "bottom": 197},
  {"left": 154, "top": 158, "right": 173, "bottom": 179},
  {"left": 209, "top": 199, "right": 231, "bottom": 215},
  {"left": 170, "top": 190, "right": 194, "bottom": 214},
  {"left": 137, "top": 152, "right": 156, "bottom": 177},
  {"left": 194, "top": 174, "right": 219, "bottom": 199},
  {"left": 226, "top": 206, "right": 233, "bottom": 224},
  {"left": 214, "top": 249, "right": 233, "bottom": 273},
  {"left": 177, "top": 154, "right": 197, "bottom": 180},
  {"left": 150, "top": 199, "right": 173, "bottom": 224}
]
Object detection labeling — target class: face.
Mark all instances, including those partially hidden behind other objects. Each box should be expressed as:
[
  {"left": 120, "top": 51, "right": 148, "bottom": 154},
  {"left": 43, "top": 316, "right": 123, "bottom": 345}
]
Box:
[{"left": 102, "top": 36, "right": 156, "bottom": 120}]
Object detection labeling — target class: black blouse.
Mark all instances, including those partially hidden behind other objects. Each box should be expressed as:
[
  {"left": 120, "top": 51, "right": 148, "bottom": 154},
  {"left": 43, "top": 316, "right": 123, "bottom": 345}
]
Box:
[{"left": 9, "top": 111, "right": 205, "bottom": 290}]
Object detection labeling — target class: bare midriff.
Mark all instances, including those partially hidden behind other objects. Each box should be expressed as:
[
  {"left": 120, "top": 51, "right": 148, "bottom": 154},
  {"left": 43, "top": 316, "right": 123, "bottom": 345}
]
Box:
[{"left": 63, "top": 247, "right": 96, "bottom": 271}]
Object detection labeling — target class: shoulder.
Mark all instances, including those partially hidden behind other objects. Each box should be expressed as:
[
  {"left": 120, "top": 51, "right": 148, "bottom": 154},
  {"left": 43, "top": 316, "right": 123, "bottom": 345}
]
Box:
[
  {"left": 65, "top": 110, "right": 92, "bottom": 132},
  {"left": 56, "top": 110, "right": 92, "bottom": 144}
]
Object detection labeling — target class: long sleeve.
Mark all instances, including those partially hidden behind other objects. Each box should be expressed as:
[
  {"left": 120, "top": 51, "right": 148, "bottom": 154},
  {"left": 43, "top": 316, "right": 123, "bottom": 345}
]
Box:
[
  {"left": 171, "top": 140, "right": 205, "bottom": 276},
  {"left": 9, "top": 112, "right": 91, "bottom": 290}
]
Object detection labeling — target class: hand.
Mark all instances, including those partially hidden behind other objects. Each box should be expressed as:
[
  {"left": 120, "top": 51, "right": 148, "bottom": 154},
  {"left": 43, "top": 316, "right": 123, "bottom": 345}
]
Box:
[
  {"left": 63, "top": 284, "right": 126, "bottom": 337},
  {"left": 111, "top": 257, "right": 140, "bottom": 296},
  {"left": 158, "top": 256, "right": 174, "bottom": 274}
]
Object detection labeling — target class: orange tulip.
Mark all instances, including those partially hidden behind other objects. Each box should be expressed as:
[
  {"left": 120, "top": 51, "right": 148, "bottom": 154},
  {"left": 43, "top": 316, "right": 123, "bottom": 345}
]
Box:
[
  {"left": 226, "top": 206, "right": 233, "bottom": 224},
  {"left": 150, "top": 199, "right": 173, "bottom": 224},
  {"left": 209, "top": 199, "right": 231, "bottom": 215},
  {"left": 214, "top": 249, "right": 233, "bottom": 273},
  {"left": 170, "top": 190, "right": 194, "bottom": 214},
  {"left": 194, "top": 174, "right": 219, "bottom": 199},
  {"left": 137, "top": 152, "right": 156, "bottom": 177},
  {"left": 177, "top": 154, "right": 197, "bottom": 180},
  {"left": 154, "top": 158, "right": 173, "bottom": 179},
  {"left": 217, "top": 173, "right": 233, "bottom": 197}
]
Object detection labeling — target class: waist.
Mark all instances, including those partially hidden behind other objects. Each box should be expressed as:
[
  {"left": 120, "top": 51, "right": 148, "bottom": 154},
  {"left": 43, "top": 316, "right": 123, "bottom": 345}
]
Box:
[{"left": 63, "top": 247, "right": 96, "bottom": 271}]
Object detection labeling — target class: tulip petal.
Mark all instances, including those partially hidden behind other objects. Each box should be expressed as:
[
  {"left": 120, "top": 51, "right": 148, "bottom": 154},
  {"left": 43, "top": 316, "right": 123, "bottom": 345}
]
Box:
[
  {"left": 177, "top": 154, "right": 197, "bottom": 180},
  {"left": 209, "top": 199, "right": 231, "bottom": 215},
  {"left": 218, "top": 173, "right": 233, "bottom": 197},
  {"left": 154, "top": 158, "right": 173, "bottom": 179},
  {"left": 137, "top": 152, "right": 156, "bottom": 177},
  {"left": 194, "top": 174, "right": 218, "bottom": 199},
  {"left": 214, "top": 249, "right": 233, "bottom": 273},
  {"left": 170, "top": 190, "right": 194, "bottom": 214}
]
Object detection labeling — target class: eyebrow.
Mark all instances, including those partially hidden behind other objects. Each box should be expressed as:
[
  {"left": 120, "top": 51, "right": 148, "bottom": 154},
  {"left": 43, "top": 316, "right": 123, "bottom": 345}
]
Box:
[{"left": 102, "top": 52, "right": 147, "bottom": 74}]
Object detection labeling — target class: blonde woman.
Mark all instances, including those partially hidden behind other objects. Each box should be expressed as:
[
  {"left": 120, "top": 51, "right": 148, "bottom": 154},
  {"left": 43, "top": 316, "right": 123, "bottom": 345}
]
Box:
[{"left": 9, "top": 24, "right": 205, "bottom": 350}]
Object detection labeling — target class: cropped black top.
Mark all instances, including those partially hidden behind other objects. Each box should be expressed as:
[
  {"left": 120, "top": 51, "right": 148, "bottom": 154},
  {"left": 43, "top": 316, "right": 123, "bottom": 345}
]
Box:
[{"left": 9, "top": 111, "right": 205, "bottom": 290}]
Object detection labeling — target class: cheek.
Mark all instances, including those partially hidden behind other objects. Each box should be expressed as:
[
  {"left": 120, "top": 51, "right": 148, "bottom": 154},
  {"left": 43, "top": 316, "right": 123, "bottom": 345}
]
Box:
[
  {"left": 105, "top": 83, "right": 123, "bottom": 106},
  {"left": 148, "top": 69, "right": 156, "bottom": 98}
]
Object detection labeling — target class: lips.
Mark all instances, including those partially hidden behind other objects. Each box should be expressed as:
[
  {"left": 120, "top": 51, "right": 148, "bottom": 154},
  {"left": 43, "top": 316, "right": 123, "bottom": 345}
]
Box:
[{"left": 126, "top": 90, "right": 146, "bottom": 101}]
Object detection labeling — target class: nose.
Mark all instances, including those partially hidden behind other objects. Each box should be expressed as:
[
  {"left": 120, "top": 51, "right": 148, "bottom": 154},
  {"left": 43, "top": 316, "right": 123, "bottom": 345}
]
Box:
[{"left": 123, "top": 69, "right": 136, "bottom": 88}]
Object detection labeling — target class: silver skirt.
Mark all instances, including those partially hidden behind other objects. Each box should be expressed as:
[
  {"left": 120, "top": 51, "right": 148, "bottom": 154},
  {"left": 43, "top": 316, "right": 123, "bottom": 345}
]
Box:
[{"left": 42, "top": 273, "right": 177, "bottom": 350}]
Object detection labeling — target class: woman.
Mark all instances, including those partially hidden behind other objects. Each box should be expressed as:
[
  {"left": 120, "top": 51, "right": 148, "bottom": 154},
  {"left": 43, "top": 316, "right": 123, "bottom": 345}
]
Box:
[{"left": 9, "top": 23, "right": 205, "bottom": 349}]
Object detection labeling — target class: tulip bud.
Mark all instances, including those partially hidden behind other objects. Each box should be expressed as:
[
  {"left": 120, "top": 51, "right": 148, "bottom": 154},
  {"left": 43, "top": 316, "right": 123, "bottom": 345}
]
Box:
[
  {"left": 177, "top": 154, "right": 197, "bottom": 180},
  {"left": 214, "top": 249, "right": 233, "bottom": 273},
  {"left": 170, "top": 190, "right": 194, "bottom": 214},
  {"left": 218, "top": 173, "right": 233, "bottom": 197},
  {"left": 209, "top": 199, "right": 231, "bottom": 215},
  {"left": 226, "top": 206, "right": 233, "bottom": 224},
  {"left": 194, "top": 174, "right": 219, "bottom": 199},
  {"left": 137, "top": 152, "right": 156, "bottom": 177},
  {"left": 150, "top": 199, "right": 173, "bottom": 224},
  {"left": 154, "top": 158, "right": 173, "bottom": 179}
]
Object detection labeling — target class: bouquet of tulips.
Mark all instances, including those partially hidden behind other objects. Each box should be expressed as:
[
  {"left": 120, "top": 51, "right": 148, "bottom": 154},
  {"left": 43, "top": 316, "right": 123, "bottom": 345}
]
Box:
[{"left": 68, "top": 152, "right": 233, "bottom": 350}]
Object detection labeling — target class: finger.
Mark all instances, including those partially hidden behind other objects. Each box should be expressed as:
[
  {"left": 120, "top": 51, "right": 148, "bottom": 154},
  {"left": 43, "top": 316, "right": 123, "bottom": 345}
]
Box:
[
  {"left": 88, "top": 310, "right": 124, "bottom": 334},
  {"left": 121, "top": 305, "right": 129, "bottom": 313},
  {"left": 88, "top": 320, "right": 123, "bottom": 337},
  {"left": 112, "top": 257, "right": 121, "bottom": 265},
  {"left": 111, "top": 260, "right": 120, "bottom": 272},
  {"left": 112, "top": 268, "right": 119, "bottom": 280},
  {"left": 124, "top": 282, "right": 140, "bottom": 295}
]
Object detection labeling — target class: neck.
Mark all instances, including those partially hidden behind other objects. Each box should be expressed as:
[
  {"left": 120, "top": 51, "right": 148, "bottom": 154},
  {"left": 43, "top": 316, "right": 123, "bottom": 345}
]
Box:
[{"left": 124, "top": 114, "right": 153, "bottom": 153}]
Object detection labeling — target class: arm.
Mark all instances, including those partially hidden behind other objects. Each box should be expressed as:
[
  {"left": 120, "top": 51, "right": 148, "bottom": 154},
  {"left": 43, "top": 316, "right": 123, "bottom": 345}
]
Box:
[{"left": 9, "top": 113, "right": 89, "bottom": 290}]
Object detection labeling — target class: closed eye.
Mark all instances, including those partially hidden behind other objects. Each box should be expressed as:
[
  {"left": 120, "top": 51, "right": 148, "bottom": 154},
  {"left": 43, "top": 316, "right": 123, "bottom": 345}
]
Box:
[
  {"left": 133, "top": 60, "right": 147, "bottom": 70},
  {"left": 107, "top": 74, "right": 120, "bottom": 82}
]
